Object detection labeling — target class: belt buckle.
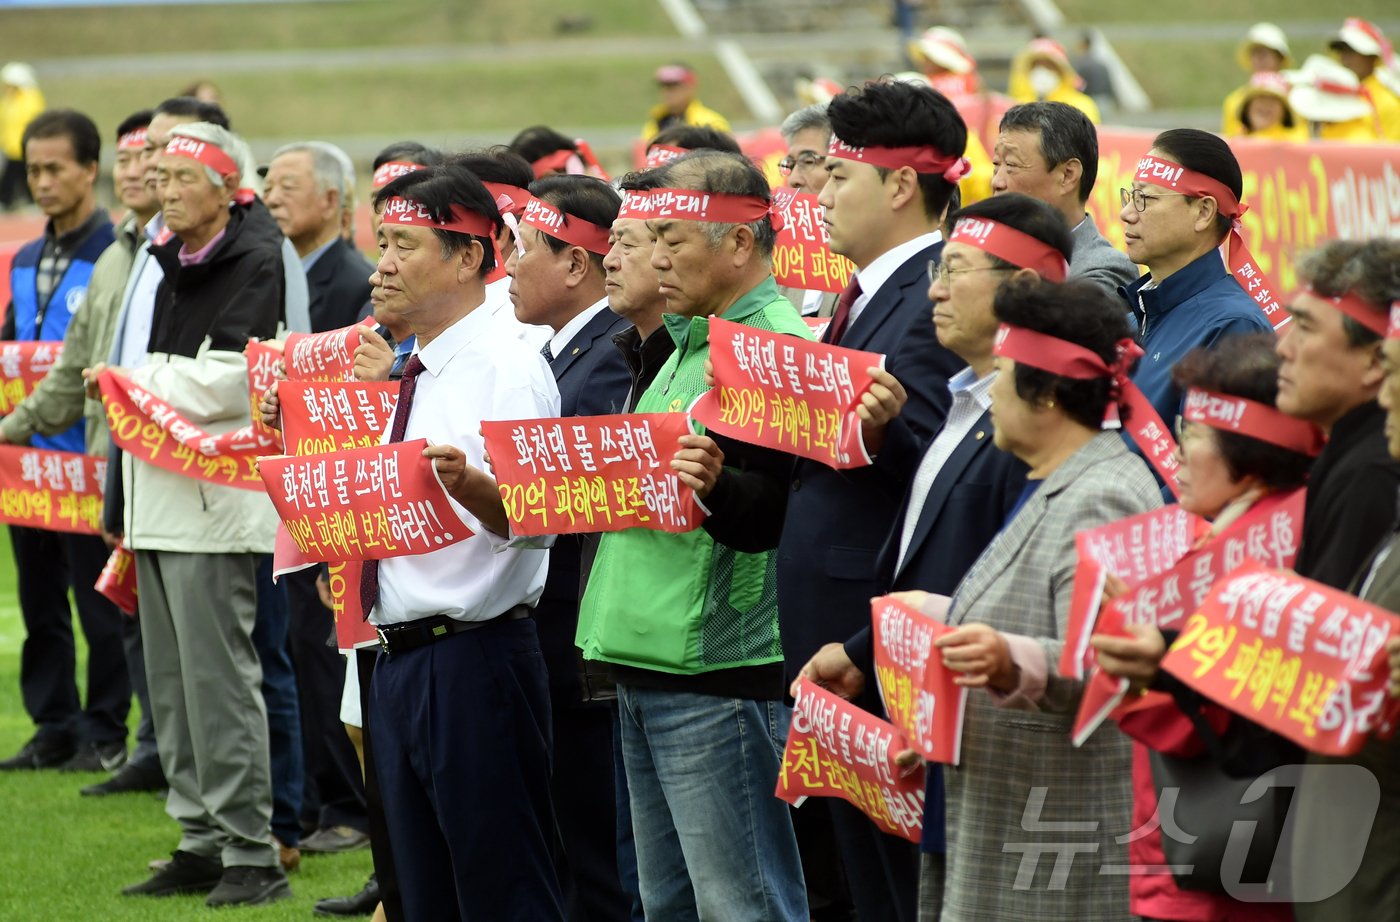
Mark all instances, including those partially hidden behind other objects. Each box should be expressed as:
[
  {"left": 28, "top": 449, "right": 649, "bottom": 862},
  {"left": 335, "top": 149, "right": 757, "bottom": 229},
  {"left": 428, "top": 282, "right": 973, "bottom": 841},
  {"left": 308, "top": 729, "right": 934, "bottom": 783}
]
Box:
[{"left": 376, "top": 626, "right": 391, "bottom": 656}]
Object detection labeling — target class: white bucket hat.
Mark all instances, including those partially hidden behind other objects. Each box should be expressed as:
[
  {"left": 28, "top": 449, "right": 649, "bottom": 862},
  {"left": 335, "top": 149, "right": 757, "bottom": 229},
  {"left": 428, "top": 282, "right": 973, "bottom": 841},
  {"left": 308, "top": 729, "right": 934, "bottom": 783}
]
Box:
[
  {"left": 1235, "top": 23, "right": 1292, "bottom": 72},
  {"left": 1285, "top": 54, "right": 1375, "bottom": 123}
]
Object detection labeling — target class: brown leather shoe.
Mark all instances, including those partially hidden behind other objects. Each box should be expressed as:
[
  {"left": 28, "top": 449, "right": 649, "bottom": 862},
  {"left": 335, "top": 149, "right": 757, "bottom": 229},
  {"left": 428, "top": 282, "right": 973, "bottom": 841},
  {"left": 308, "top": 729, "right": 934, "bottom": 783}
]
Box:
[{"left": 274, "top": 837, "right": 301, "bottom": 874}]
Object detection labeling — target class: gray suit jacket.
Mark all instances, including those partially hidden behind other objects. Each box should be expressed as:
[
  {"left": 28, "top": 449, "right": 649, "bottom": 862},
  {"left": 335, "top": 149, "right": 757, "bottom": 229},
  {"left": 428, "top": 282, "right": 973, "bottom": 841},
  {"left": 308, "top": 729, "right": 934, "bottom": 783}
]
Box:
[
  {"left": 1069, "top": 212, "right": 1140, "bottom": 296},
  {"left": 942, "top": 431, "right": 1161, "bottom": 921}
]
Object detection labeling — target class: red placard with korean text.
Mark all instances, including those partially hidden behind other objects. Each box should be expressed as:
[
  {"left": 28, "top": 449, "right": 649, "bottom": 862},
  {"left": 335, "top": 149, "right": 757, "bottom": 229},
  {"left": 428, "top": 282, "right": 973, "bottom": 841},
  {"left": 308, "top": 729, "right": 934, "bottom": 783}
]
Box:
[
  {"left": 325, "top": 559, "right": 378, "bottom": 652},
  {"left": 98, "top": 369, "right": 266, "bottom": 491},
  {"left": 1161, "top": 562, "right": 1400, "bottom": 757},
  {"left": 871, "top": 595, "right": 967, "bottom": 764},
  {"left": 769, "top": 188, "right": 855, "bottom": 295},
  {"left": 245, "top": 339, "right": 285, "bottom": 454},
  {"left": 278, "top": 381, "right": 398, "bottom": 456},
  {"left": 0, "top": 444, "right": 105, "bottom": 534},
  {"left": 777, "top": 678, "right": 926, "bottom": 843},
  {"left": 258, "top": 439, "right": 472, "bottom": 563},
  {"left": 481, "top": 413, "right": 703, "bottom": 536},
  {"left": 0, "top": 340, "right": 63, "bottom": 414},
  {"left": 691, "top": 316, "right": 879, "bottom": 469},
  {"left": 283, "top": 318, "right": 373, "bottom": 383},
  {"left": 95, "top": 545, "right": 138, "bottom": 615}
]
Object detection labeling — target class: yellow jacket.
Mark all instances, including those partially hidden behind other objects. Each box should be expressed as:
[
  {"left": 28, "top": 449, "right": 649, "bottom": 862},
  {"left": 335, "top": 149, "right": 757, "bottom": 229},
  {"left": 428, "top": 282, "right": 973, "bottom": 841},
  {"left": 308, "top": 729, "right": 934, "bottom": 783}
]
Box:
[
  {"left": 1317, "top": 118, "right": 1379, "bottom": 142},
  {"left": 0, "top": 85, "right": 45, "bottom": 160},
  {"left": 959, "top": 129, "right": 993, "bottom": 205},
  {"left": 1221, "top": 83, "right": 1249, "bottom": 136},
  {"left": 641, "top": 99, "right": 731, "bottom": 142},
  {"left": 1008, "top": 47, "right": 1101, "bottom": 124},
  {"left": 1236, "top": 121, "right": 1308, "bottom": 142},
  {"left": 1362, "top": 74, "right": 1400, "bottom": 140}
]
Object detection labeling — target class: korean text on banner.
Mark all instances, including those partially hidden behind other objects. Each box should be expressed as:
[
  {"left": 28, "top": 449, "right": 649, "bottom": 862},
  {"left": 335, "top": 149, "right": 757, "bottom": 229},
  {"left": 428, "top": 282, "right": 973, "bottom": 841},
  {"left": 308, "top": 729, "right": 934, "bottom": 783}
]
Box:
[
  {"left": 258, "top": 438, "right": 472, "bottom": 563},
  {"left": 769, "top": 188, "right": 856, "bottom": 294},
  {"left": 1161, "top": 561, "right": 1400, "bottom": 757},
  {"left": 0, "top": 444, "right": 105, "bottom": 534},
  {"left": 278, "top": 381, "right": 398, "bottom": 456},
  {"left": 0, "top": 340, "right": 63, "bottom": 413},
  {"left": 481, "top": 413, "right": 703, "bottom": 536},
  {"left": 245, "top": 339, "right": 285, "bottom": 454},
  {"left": 777, "top": 678, "right": 926, "bottom": 843},
  {"left": 325, "top": 559, "right": 377, "bottom": 652},
  {"left": 95, "top": 545, "right": 138, "bottom": 615},
  {"left": 283, "top": 318, "right": 373, "bottom": 383},
  {"left": 690, "top": 316, "right": 880, "bottom": 469},
  {"left": 871, "top": 595, "right": 967, "bottom": 764}
]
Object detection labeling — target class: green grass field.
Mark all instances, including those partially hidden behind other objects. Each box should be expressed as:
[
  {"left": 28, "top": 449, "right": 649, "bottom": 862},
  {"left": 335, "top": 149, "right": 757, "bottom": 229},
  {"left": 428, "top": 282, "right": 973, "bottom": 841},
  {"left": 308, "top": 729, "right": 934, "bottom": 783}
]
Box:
[{"left": 0, "top": 528, "right": 373, "bottom": 920}]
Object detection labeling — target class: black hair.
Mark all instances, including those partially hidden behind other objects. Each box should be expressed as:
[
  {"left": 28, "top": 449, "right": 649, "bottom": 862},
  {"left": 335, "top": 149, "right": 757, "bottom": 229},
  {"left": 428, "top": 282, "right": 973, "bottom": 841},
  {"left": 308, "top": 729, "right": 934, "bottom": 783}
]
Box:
[
  {"left": 526, "top": 174, "right": 622, "bottom": 271},
  {"left": 22, "top": 109, "right": 102, "bottom": 166},
  {"left": 1171, "top": 334, "right": 1313, "bottom": 490},
  {"left": 999, "top": 101, "right": 1099, "bottom": 203},
  {"left": 647, "top": 125, "right": 741, "bottom": 155},
  {"left": 946, "top": 192, "right": 1073, "bottom": 269},
  {"left": 373, "top": 141, "right": 443, "bottom": 171},
  {"left": 446, "top": 146, "right": 533, "bottom": 189},
  {"left": 653, "top": 149, "right": 777, "bottom": 258},
  {"left": 115, "top": 109, "right": 154, "bottom": 142},
  {"left": 993, "top": 277, "right": 1134, "bottom": 430},
  {"left": 617, "top": 169, "right": 666, "bottom": 193},
  {"left": 826, "top": 78, "right": 968, "bottom": 219},
  {"left": 1149, "top": 128, "right": 1242, "bottom": 242},
  {"left": 375, "top": 164, "right": 503, "bottom": 276},
  {"left": 154, "top": 96, "right": 229, "bottom": 129},
  {"left": 508, "top": 126, "right": 576, "bottom": 166},
  {"left": 1297, "top": 239, "right": 1400, "bottom": 348}
]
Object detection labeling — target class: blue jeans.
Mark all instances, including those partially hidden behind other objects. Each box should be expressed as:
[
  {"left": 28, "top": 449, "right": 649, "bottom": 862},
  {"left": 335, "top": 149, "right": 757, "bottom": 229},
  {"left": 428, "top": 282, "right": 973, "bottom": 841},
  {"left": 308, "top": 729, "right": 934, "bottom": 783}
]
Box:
[
  {"left": 617, "top": 684, "right": 808, "bottom": 922},
  {"left": 254, "top": 555, "right": 304, "bottom": 848}
]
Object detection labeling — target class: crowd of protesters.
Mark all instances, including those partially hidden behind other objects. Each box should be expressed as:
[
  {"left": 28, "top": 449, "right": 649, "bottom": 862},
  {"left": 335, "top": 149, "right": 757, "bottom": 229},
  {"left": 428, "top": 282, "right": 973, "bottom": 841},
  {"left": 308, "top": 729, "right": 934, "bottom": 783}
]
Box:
[{"left": 0, "top": 16, "right": 1398, "bottom": 922}]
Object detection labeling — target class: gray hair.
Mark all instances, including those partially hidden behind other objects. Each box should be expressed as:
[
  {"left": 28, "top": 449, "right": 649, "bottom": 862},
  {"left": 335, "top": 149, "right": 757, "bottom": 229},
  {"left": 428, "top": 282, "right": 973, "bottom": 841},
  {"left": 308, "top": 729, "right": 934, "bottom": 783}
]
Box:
[
  {"left": 270, "top": 140, "right": 355, "bottom": 204},
  {"left": 654, "top": 149, "right": 776, "bottom": 258},
  {"left": 779, "top": 103, "right": 831, "bottom": 145},
  {"left": 167, "top": 121, "right": 252, "bottom": 190},
  {"left": 998, "top": 101, "right": 1099, "bottom": 204}
]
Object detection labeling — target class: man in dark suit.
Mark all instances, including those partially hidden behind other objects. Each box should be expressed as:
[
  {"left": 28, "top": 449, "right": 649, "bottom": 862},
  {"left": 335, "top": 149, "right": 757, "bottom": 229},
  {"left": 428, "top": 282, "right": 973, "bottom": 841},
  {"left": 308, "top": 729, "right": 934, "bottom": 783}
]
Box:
[
  {"left": 769, "top": 78, "right": 967, "bottom": 922},
  {"left": 504, "top": 173, "right": 631, "bottom": 922},
  {"left": 262, "top": 141, "right": 375, "bottom": 856}
]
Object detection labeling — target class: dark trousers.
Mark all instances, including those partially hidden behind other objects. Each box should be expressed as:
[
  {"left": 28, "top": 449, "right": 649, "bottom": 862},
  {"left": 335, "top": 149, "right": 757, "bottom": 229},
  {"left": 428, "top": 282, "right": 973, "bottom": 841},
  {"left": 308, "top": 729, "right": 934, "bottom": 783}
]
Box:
[
  {"left": 370, "top": 617, "right": 563, "bottom": 922},
  {"left": 254, "top": 555, "right": 304, "bottom": 847},
  {"left": 359, "top": 648, "right": 403, "bottom": 922},
  {"left": 829, "top": 798, "right": 920, "bottom": 922},
  {"left": 12, "top": 526, "right": 129, "bottom": 744},
  {"left": 284, "top": 568, "right": 367, "bottom": 833},
  {"left": 122, "top": 611, "right": 159, "bottom": 765},
  {"left": 550, "top": 698, "right": 628, "bottom": 922}
]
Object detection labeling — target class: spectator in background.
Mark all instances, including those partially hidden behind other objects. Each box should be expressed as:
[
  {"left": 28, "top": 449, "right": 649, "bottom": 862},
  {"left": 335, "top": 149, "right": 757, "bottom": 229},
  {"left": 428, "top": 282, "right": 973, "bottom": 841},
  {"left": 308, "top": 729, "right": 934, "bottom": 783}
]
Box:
[
  {"left": 1287, "top": 55, "right": 1382, "bottom": 142},
  {"left": 907, "top": 27, "right": 1011, "bottom": 150},
  {"left": 1008, "top": 38, "right": 1101, "bottom": 124},
  {"left": 1072, "top": 30, "right": 1113, "bottom": 113},
  {"left": 640, "top": 62, "right": 730, "bottom": 142},
  {"left": 0, "top": 62, "right": 44, "bottom": 209},
  {"left": 1221, "top": 23, "right": 1292, "bottom": 136},
  {"left": 178, "top": 79, "right": 223, "bottom": 107},
  {"left": 1328, "top": 17, "right": 1400, "bottom": 140},
  {"left": 1227, "top": 72, "right": 1307, "bottom": 141}
]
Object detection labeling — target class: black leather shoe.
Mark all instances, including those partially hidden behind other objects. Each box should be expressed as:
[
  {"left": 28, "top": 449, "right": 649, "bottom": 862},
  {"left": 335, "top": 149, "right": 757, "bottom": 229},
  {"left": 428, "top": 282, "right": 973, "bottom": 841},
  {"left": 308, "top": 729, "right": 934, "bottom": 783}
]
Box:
[
  {"left": 314, "top": 874, "right": 379, "bottom": 917},
  {"left": 205, "top": 865, "right": 292, "bottom": 907},
  {"left": 60, "top": 740, "right": 127, "bottom": 773},
  {"left": 122, "top": 850, "right": 222, "bottom": 897},
  {"left": 0, "top": 734, "right": 75, "bottom": 770},
  {"left": 81, "top": 756, "right": 166, "bottom": 795}
]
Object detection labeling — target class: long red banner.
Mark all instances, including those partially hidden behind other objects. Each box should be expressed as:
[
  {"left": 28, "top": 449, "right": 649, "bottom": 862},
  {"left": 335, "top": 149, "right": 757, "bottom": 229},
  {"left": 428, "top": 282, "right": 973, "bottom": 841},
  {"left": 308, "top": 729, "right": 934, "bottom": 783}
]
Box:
[
  {"left": 777, "top": 677, "right": 926, "bottom": 843},
  {"left": 0, "top": 340, "right": 64, "bottom": 414},
  {"left": 278, "top": 380, "right": 397, "bottom": 456},
  {"left": 871, "top": 595, "right": 967, "bottom": 765},
  {"left": 284, "top": 319, "right": 374, "bottom": 382},
  {"left": 481, "top": 413, "right": 703, "bottom": 536},
  {"left": 1161, "top": 562, "right": 1400, "bottom": 757},
  {"left": 769, "top": 188, "right": 855, "bottom": 295},
  {"left": 95, "top": 545, "right": 138, "bottom": 615},
  {"left": 0, "top": 444, "right": 105, "bottom": 534},
  {"left": 691, "top": 316, "right": 878, "bottom": 469}
]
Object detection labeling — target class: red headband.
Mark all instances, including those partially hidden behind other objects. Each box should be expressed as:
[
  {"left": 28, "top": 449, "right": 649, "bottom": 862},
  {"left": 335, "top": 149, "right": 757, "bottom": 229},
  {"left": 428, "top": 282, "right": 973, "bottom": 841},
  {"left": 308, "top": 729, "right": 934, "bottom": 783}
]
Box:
[
  {"left": 1388, "top": 303, "right": 1400, "bottom": 340},
  {"left": 372, "top": 160, "right": 422, "bottom": 190},
  {"left": 117, "top": 127, "right": 147, "bottom": 152},
  {"left": 164, "top": 136, "right": 239, "bottom": 179},
  {"left": 827, "top": 136, "right": 971, "bottom": 183},
  {"left": 520, "top": 196, "right": 612, "bottom": 255},
  {"left": 379, "top": 196, "right": 494, "bottom": 238},
  {"left": 531, "top": 148, "right": 584, "bottom": 179},
  {"left": 616, "top": 187, "right": 783, "bottom": 229},
  {"left": 483, "top": 182, "right": 530, "bottom": 218},
  {"left": 948, "top": 217, "right": 1068, "bottom": 282},
  {"left": 1183, "top": 388, "right": 1325, "bottom": 456},
  {"left": 645, "top": 144, "right": 689, "bottom": 168},
  {"left": 1304, "top": 284, "right": 1389, "bottom": 337}
]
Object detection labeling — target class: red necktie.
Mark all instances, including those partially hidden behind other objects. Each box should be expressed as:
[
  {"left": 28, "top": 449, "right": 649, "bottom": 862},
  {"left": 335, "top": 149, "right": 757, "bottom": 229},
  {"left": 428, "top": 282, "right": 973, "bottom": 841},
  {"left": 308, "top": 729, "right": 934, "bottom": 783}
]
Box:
[
  {"left": 825, "top": 278, "right": 862, "bottom": 345},
  {"left": 359, "top": 354, "right": 425, "bottom": 620}
]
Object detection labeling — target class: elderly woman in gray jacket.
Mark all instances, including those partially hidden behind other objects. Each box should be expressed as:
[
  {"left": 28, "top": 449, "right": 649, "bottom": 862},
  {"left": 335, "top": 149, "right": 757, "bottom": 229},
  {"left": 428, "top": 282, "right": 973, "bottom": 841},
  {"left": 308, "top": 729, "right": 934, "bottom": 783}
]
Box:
[{"left": 898, "top": 277, "right": 1161, "bottom": 922}]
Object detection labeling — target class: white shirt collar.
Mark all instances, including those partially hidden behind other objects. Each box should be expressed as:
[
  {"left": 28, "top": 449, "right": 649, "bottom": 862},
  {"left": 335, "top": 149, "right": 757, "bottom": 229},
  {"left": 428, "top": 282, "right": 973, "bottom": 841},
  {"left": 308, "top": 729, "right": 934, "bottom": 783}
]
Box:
[
  {"left": 548, "top": 297, "right": 610, "bottom": 358},
  {"left": 948, "top": 365, "right": 996, "bottom": 409},
  {"left": 413, "top": 295, "right": 494, "bottom": 377},
  {"left": 854, "top": 231, "right": 943, "bottom": 301}
]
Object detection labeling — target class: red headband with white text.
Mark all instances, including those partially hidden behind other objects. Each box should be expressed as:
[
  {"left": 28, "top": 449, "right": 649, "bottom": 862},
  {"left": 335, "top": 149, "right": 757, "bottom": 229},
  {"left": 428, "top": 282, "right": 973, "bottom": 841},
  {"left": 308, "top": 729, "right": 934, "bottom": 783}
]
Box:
[
  {"left": 164, "top": 136, "right": 239, "bottom": 179},
  {"left": 379, "top": 196, "right": 494, "bottom": 238},
  {"left": 372, "top": 160, "right": 422, "bottom": 190},
  {"left": 993, "top": 323, "right": 1181, "bottom": 494},
  {"left": 1183, "top": 388, "right": 1324, "bottom": 456},
  {"left": 520, "top": 196, "right": 612, "bottom": 255},
  {"left": 1388, "top": 303, "right": 1400, "bottom": 340},
  {"left": 616, "top": 187, "right": 783, "bottom": 230},
  {"left": 1133, "top": 154, "right": 1285, "bottom": 331},
  {"left": 948, "top": 217, "right": 1069, "bottom": 282},
  {"left": 1304, "top": 285, "right": 1389, "bottom": 337},
  {"left": 118, "top": 127, "right": 147, "bottom": 152},
  {"left": 483, "top": 182, "right": 530, "bottom": 218},
  {"left": 826, "top": 136, "right": 971, "bottom": 183}
]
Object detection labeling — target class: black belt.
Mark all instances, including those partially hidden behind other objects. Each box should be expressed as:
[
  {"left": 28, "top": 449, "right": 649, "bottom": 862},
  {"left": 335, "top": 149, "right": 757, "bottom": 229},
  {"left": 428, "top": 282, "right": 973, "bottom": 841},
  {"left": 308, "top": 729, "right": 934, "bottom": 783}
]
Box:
[{"left": 375, "top": 606, "right": 530, "bottom": 656}]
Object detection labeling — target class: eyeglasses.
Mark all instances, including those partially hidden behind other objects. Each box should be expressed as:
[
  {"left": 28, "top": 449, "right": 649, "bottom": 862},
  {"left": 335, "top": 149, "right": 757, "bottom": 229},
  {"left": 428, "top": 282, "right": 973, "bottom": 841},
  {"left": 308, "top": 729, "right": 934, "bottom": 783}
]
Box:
[
  {"left": 778, "top": 152, "right": 826, "bottom": 176},
  {"left": 927, "top": 260, "right": 1011, "bottom": 287},
  {"left": 1119, "top": 187, "right": 1188, "bottom": 213}
]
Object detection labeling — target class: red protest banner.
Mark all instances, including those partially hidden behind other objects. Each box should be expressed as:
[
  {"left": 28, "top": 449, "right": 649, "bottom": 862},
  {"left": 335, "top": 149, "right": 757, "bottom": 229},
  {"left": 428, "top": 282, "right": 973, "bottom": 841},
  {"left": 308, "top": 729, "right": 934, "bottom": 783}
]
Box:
[
  {"left": 0, "top": 340, "right": 63, "bottom": 414},
  {"left": 278, "top": 381, "right": 398, "bottom": 456},
  {"left": 245, "top": 339, "right": 285, "bottom": 454},
  {"left": 871, "top": 595, "right": 967, "bottom": 764},
  {"left": 0, "top": 444, "right": 105, "bottom": 534},
  {"left": 803, "top": 316, "right": 831, "bottom": 340},
  {"left": 258, "top": 438, "right": 472, "bottom": 563},
  {"left": 95, "top": 545, "right": 138, "bottom": 615},
  {"left": 777, "top": 678, "right": 926, "bottom": 843},
  {"left": 770, "top": 188, "right": 856, "bottom": 295},
  {"left": 1161, "top": 562, "right": 1400, "bottom": 757},
  {"left": 691, "top": 316, "right": 878, "bottom": 469},
  {"left": 481, "top": 413, "right": 703, "bottom": 536},
  {"left": 283, "top": 318, "right": 374, "bottom": 383},
  {"left": 98, "top": 369, "right": 266, "bottom": 491},
  {"left": 325, "top": 559, "right": 378, "bottom": 652}
]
